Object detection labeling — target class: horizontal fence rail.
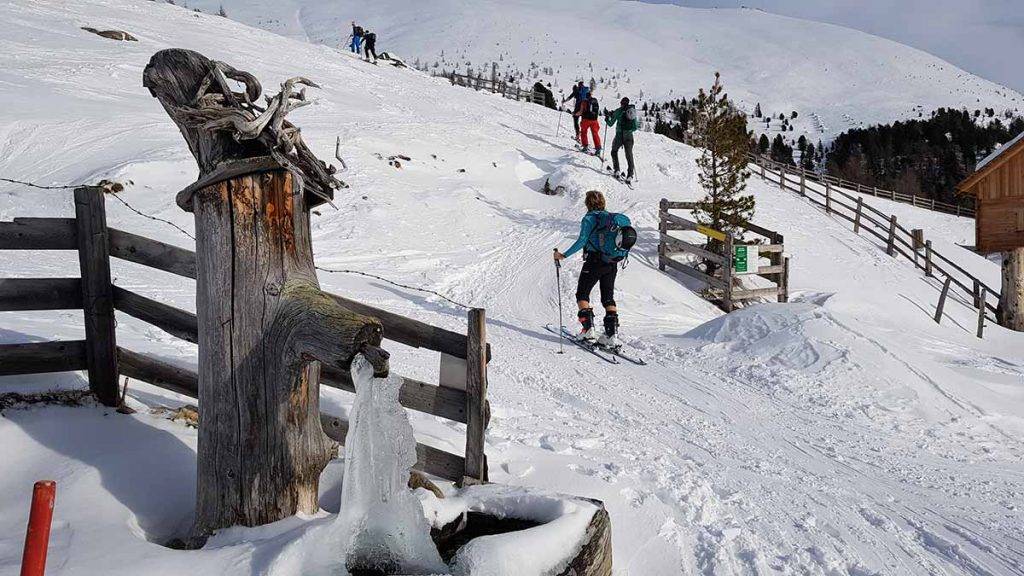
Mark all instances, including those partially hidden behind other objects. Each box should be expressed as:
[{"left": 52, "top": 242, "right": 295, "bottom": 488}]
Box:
[
  {"left": 749, "top": 157, "right": 999, "bottom": 335},
  {"left": 436, "top": 70, "right": 548, "bottom": 106},
  {"left": 0, "top": 187, "right": 491, "bottom": 483},
  {"left": 750, "top": 154, "right": 976, "bottom": 218}
]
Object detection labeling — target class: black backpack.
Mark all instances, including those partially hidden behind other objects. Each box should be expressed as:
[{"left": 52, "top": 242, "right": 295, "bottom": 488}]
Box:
[
  {"left": 365, "top": 32, "right": 376, "bottom": 43},
  {"left": 354, "top": 26, "right": 364, "bottom": 36},
  {"left": 583, "top": 97, "right": 600, "bottom": 120}
]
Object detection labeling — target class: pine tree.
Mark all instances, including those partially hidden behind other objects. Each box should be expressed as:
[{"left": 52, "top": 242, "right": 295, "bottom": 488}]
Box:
[
  {"left": 758, "top": 133, "right": 770, "bottom": 155},
  {"left": 692, "top": 73, "right": 754, "bottom": 275},
  {"left": 754, "top": 103, "right": 762, "bottom": 118}
]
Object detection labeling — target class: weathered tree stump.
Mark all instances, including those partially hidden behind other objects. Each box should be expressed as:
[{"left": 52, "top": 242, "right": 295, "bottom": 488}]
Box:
[
  {"left": 144, "top": 49, "right": 382, "bottom": 537},
  {"left": 999, "top": 247, "right": 1024, "bottom": 331}
]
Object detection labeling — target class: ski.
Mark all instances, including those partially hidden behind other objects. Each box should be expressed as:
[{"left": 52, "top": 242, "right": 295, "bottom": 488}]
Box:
[
  {"left": 597, "top": 344, "right": 646, "bottom": 365},
  {"left": 544, "top": 324, "right": 619, "bottom": 364}
]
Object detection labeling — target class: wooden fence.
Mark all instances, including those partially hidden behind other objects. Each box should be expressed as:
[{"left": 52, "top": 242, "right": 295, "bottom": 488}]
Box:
[
  {"left": 751, "top": 159, "right": 1001, "bottom": 336},
  {"left": 751, "top": 154, "right": 976, "bottom": 218},
  {"left": 437, "top": 69, "right": 548, "bottom": 106},
  {"left": 658, "top": 200, "right": 790, "bottom": 312},
  {"left": 0, "top": 187, "right": 491, "bottom": 483}
]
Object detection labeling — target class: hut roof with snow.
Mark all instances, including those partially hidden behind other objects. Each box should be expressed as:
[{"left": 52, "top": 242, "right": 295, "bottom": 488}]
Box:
[{"left": 958, "top": 131, "right": 1024, "bottom": 253}]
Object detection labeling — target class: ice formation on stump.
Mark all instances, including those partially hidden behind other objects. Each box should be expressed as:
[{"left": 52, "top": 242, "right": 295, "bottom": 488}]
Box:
[{"left": 336, "top": 356, "right": 447, "bottom": 574}]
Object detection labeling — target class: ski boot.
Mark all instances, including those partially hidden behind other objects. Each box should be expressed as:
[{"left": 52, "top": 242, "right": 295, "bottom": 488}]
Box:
[
  {"left": 597, "top": 312, "right": 620, "bottom": 350},
  {"left": 577, "top": 308, "right": 596, "bottom": 342}
]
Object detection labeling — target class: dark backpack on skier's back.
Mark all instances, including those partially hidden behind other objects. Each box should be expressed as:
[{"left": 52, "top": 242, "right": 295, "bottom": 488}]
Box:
[
  {"left": 623, "top": 105, "right": 639, "bottom": 132},
  {"left": 589, "top": 211, "right": 637, "bottom": 263},
  {"left": 354, "top": 26, "right": 364, "bottom": 37},
  {"left": 365, "top": 32, "right": 376, "bottom": 44},
  {"left": 582, "top": 97, "right": 600, "bottom": 121}
]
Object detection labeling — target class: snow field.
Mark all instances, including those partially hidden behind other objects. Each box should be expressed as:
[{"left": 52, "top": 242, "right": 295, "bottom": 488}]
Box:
[{"left": 0, "top": 1, "right": 1022, "bottom": 574}]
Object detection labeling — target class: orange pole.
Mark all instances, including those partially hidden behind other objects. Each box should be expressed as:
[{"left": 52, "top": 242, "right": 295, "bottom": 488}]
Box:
[{"left": 20, "top": 481, "right": 56, "bottom": 576}]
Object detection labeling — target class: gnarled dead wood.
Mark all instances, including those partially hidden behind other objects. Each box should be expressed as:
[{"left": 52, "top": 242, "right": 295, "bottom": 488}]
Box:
[{"left": 143, "top": 48, "right": 344, "bottom": 210}]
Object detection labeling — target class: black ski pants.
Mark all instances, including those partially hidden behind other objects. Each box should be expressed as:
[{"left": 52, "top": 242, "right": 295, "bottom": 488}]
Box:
[
  {"left": 576, "top": 253, "right": 617, "bottom": 308},
  {"left": 364, "top": 41, "right": 378, "bottom": 61},
  {"left": 611, "top": 132, "right": 635, "bottom": 178}
]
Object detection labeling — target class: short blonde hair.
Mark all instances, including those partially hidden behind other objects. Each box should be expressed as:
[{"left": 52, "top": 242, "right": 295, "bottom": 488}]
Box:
[{"left": 584, "top": 190, "right": 606, "bottom": 212}]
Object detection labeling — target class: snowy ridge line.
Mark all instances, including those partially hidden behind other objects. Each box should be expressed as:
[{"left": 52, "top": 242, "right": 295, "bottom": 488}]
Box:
[
  {"left": 750, "top": 154, "right": 976, "bottom": 218},
  {"left": 0, "top": 193, "right": 491, "bottom": 483},
  {"left": 751, "top": 158, "right": 1001, "bottom": 322}
]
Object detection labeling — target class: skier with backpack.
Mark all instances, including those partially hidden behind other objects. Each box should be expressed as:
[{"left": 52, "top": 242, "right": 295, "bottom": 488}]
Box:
[
  {"left": 349, "top": 22, "right": 364, "bottom": 54},
  {"left": 605, "top": 97, "right": 639, "bottom": 184},
  {"left": 561, "top": 81, "right": 588, "bottom": 143},
  {"left": 363, "top": 29, "right": 378, "bottom": 64},
  {"left": 553, "top": 190, "right": 637, "bottom": 350},
  {"left": 577, "top": 91, "right": 602, "bottom": 156}
]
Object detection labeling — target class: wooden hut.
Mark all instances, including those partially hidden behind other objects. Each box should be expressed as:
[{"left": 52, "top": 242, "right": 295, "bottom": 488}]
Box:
[{"left": 958, "top": 131, "right": 1024, "bottom": 331}]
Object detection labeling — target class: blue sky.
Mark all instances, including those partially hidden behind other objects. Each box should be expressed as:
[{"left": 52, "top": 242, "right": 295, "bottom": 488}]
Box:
[{"left": 639, "top": 0, "right": 1024, "bottom": 93}]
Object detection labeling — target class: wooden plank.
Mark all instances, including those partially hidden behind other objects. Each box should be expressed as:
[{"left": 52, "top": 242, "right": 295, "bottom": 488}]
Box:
[
  {"left": 853, "top": 197, "right": 863, "bottom": 234},
  {"left": 0, "top": 218, "right": 76, "bottom": 250},
  {"left": 660, "top": 255, "right": 728, "bottom": 289},
  {"left": 977, "top": 290, "right": 987, "bottom": 339},
  {"left": 116, "top": 348, "right": 470, "bottom": 483},
  {"left": 74, "top": 187, "right": 119, "bottom": 406},
  {"left": 886, "top": 215, "right": 898, "bottom": 257},
  {"left": 108, "top": 228, "right": 197, "bottom": 280},
  {"left": 756, "top": 244, "right": 785, "bottom": 253},
  {"left": 320, "top": 413, "right": 466, "bottom": 482},
  {"left": 117, "top": 347, "right": 198, "bottom": 397},
  {"left": 324, "top": 292, "right": 487, "bottom": 361},
  {"left": 723, "top": 235, "right": 734, "bottom": 312},
  {"left": 464, "top": 308, "right": 488, "bottom": 484},
  {"left": 320, "top": 365, "right": 468, "bottom": 423},
  {"left": 934, "top": 276, "right": 952, "bottom": 324},
  {"left": 0, "top": 278, "right": 82, "bottom": 311},
  {"left": 0, "top": 340, "right": 87, "bottom": 376},
  {"left": 756, "top": 265, "right": 786, "bottom": 274},
  {"left": 925, "top": 240, "right": 933, "bottom": 277},
  {"left": 660, "top": 233, "right": 726, "bottom": 264},
  {"left": 112, "top": 286, "right": 198, "bottom": 344},
  {"left": 731, "top": 287, "right": 784, "bottom": 300}
]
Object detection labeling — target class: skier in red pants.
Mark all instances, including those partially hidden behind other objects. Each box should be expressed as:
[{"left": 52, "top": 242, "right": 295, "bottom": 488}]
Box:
[{"left": 577, "top": 93, "right": 602, "bottom": 155}]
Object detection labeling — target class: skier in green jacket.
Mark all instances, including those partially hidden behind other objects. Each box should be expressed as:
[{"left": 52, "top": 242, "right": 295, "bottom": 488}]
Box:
[{"left": 605, "top": 97, "right": 639, "bottom": 183}]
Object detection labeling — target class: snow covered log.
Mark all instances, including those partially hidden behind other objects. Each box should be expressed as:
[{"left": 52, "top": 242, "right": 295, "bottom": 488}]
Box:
[{"left": 143, "top": 49, "right": 388, "bottom": 538}]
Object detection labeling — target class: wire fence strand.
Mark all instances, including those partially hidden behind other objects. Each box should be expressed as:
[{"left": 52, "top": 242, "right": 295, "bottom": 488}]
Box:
[{"left": 314, "top": 266, "right": 472, "bottom": 309}]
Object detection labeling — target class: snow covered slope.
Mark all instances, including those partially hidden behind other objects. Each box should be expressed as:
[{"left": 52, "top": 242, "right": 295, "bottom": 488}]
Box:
[
  {"left": 1, "top": 1, "right": 1023, "bottom": 574},
  {"left": 189, "top": 0, "right": 1023, "bottom": 142}
]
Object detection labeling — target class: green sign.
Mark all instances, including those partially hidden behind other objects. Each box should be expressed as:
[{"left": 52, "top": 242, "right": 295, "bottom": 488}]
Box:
[{"left": 733, "top": 245, "right": 759, "bottom": 275}]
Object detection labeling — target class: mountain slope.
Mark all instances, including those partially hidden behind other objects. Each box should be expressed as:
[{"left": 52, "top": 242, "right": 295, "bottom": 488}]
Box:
[
  {"left": 1, "top": 1, "right": 1023, "bottom": 575},
  {"left": 192, "top": 0, "right": 1023, "bottom": 143}
]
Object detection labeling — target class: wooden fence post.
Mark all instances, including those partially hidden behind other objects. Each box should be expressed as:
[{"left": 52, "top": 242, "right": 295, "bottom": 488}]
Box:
[
  {"left": 886, "top": 215, "right": 897, "bottom": 257},
  {"left": 780, "top": 256, "right": 790, "bottom": 303},
  {"left": 74, "top": 186, "right": 119, "bottom": 406},
  {"left": 925, "top": 240, "right": 933, "bottom": 277},
  {"left": 853, "top": 197, "right": 863, "bottom": 233},
  {"left": 973, "top": 279, "right": 981, "bottom": 309},
  {"left": 934, "top": 276, "right": 951, "bottom": 324},
  {"left": 658, "top": 199, "right": 667, "bottom": 272},
  {"left": 799, "top": 170, "right": 806, "bottom": 197},
  {"left": 977, "top": 291, "right": 987, "bottom": 339},
  {"left": 760, "top": 160, "right": 766, "bottom": 179},
  {"left": 911, "top": 229, "right": 925, "bottom": 268},
  {"left": 464, "top": 308, "right": 488, "bottom": 485},
  {"left": 723, "top": 235, "right": 734, "bottom": 312},
  {"left": 825, "top": 182, "right": 832, "bottom": 213},
  {"left": 779, "top": 165, "right": 786, "bottom": 190}
]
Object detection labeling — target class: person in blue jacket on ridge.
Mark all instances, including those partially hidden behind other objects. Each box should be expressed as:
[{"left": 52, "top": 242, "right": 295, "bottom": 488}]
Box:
[{"left": 553, "top": 190, "right": 620, "bottom": 348}]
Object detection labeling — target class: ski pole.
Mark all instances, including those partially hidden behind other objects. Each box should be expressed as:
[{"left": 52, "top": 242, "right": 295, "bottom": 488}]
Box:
[
  {"left": 600, "top": 123, "right": 609, "bottom": 163},
  {"left": 554, "top": 250, "right": 565, "bottom": 354},
  {"left": 555, "top": 108, "right": 564, "bottom": 138}
]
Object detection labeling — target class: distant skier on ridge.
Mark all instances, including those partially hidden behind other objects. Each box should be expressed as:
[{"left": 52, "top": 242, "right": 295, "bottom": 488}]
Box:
[
  {"left": 605, "top": 97, "right": 639, "bottom": 183},
  {"left": 349, "top": 21, "right": 364, "bottom": 54},
  {"left": 553, "top": 190, "right": 636, "bottom": 350},
  {"left": 363, "top": 29, "right": 378, "bottom": 64}
]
